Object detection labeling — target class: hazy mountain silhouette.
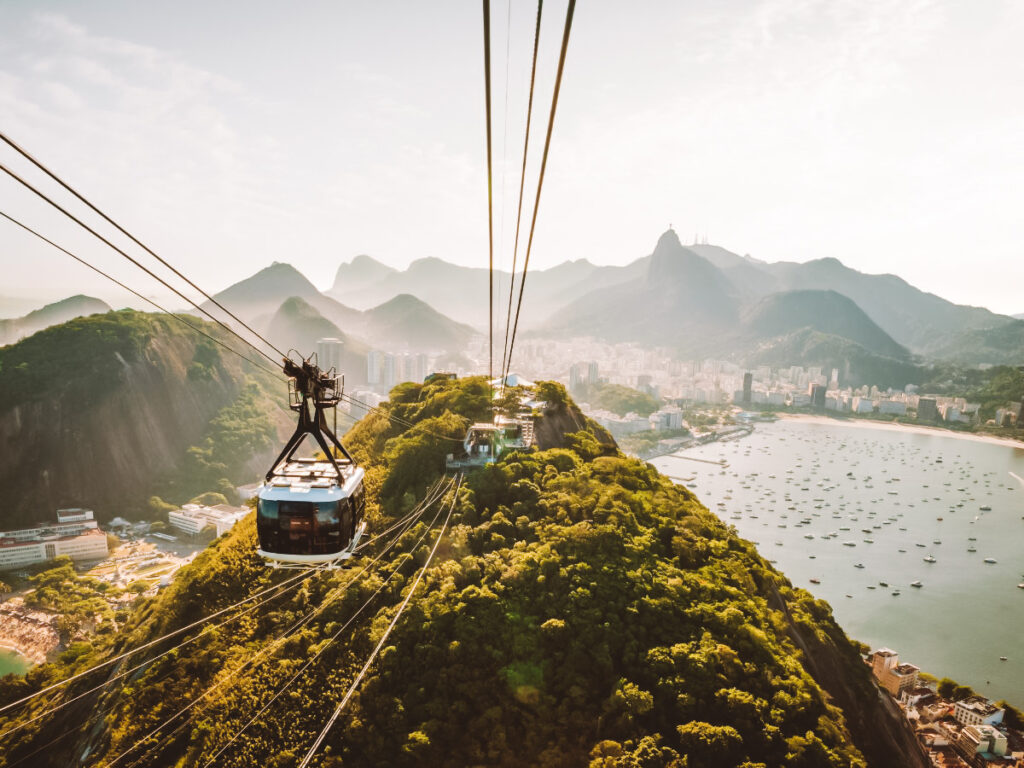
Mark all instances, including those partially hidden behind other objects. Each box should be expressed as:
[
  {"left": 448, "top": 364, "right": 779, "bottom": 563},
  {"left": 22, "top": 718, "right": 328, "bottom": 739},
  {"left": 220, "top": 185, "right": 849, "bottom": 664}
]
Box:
[
  {"left": 205, "top": 262, "right": 363, "bottom": 333},
  {"left": 740, "top": 289, "right": 909, "bottom": 360},
  {"left": 0, "top": 295, "right": 111, "bottom": 346},
  {"left": 362, "top": 294, "right": 476, "bottom": 352},
  {"left": 758, "top": 257, "right": 1010, "bottom": 355},
  {"left": 546, "top": 230, "right": 740, "bottom": 350},
  {"left": 327, "top": 254, "right": 635, "bottom": 329},
  {"left": 266, "top": 297, "right": 370, "bottom": 383},
  {"left": 331, "top": 254, "right": 397, "bottom": 294}
]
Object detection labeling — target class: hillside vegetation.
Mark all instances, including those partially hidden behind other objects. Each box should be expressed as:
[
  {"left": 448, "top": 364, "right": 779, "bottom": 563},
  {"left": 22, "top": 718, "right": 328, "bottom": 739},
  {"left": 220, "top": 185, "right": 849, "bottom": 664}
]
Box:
[
  {"left": 0, "top": 310, "right": 287, "bottom": 525},
  {"left": 0, "top": 378, "right": 923, "bottom": 767}
]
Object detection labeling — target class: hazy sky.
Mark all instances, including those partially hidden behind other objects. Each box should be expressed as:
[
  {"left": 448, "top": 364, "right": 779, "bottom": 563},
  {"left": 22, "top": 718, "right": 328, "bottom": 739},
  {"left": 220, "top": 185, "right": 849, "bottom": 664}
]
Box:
[{"left": 2, "top": 0, "right": 1023, "bottom": 315}]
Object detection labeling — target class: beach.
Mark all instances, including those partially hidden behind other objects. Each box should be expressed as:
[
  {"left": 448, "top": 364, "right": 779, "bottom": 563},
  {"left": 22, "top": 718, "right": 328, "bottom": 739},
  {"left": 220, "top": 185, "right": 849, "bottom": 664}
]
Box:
[
  {"left": 0, "top": 599, "right": 60, "bottom": 665},
  {"left": 778, "top": 413, "right": 1024, "bottom": 450}
]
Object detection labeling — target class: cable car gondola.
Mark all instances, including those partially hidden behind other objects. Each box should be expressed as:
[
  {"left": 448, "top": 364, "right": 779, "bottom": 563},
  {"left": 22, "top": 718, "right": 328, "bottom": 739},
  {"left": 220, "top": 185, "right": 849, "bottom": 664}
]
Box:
[{"left": 257, "top": 355, "right": 366, "bottom": 567}]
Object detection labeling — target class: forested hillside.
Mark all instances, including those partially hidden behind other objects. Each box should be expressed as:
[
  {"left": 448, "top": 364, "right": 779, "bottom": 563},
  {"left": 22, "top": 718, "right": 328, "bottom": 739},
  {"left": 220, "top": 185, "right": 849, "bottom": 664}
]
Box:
[
  {"left": 0, "top": 378, "right": 924, "bottom": 767},
  {"left": 0, "top": 310, "right": 288, "bottom": 525}
]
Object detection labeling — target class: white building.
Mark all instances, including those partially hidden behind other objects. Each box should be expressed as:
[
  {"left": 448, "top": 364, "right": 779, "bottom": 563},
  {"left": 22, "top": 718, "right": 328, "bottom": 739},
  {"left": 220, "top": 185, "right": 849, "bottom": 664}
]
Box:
[
  {"left": 957, "top": 724, "right": 1008, "bottom": 758},
  {"left": 953, "top": 696, "right": 1004, "bottom": 727},
  {"left": 167, "top": 504, "right": 249, "bottom": 538},
  {"left": 0, "top": 510, "right": 108, "bottom": 570}
]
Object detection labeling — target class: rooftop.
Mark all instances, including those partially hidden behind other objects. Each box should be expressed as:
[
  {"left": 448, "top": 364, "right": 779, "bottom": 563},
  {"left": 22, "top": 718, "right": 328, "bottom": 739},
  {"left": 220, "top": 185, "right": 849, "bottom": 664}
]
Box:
[
  {"left": 958, "top": 696, "right": 1003, "bottom": 716},
  {"left": 266, "top": 458, "right": 359, "bottom": 490},
  {"left": 0, "top": 526, "right": 105, "bottom": 549}
]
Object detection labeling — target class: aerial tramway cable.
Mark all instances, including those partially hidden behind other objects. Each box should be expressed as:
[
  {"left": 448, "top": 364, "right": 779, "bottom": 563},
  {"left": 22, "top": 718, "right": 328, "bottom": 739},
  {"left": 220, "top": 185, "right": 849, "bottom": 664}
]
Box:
[
  {"left": 0, "top": 131, "right": 288, "bottom": 363},
  {"left": 296, "top": 474, "right": 462, "bottom": 768},
  {"left": 502, "top": 0, "right": 575, "bottom": 385},
  {"left": 483, "top": 0, "right": 496, "bottom": 389},
  {"left": 110, "top": 479, "right": 454, "bottom": 768},
  {"left": 0, "top": 551, "right": 341, "bottom": 720},
  {"left": 200, "top": 478, "right": 460, "bottom": 766},
  {"left": 0, "top": 210, "right": 284, "bottom": 380},
  {"left": 0, "top": 161, "right": 283, "bottom": 369},
  {"left": 0, "top": 477, "right": 451, "bottom": 763},
  {"left": 500, "top": 0, "right": 543, "bottom": 382}
]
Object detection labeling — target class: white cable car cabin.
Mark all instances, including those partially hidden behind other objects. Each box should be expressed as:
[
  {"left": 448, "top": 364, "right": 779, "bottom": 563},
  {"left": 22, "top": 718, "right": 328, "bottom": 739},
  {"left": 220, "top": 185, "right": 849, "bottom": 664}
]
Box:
[
  {"left": 257, "top": 356, "right": 366, "bottom": 567},
  {"left": 257, "top": 459, "right": 366, "bottom": 565}
]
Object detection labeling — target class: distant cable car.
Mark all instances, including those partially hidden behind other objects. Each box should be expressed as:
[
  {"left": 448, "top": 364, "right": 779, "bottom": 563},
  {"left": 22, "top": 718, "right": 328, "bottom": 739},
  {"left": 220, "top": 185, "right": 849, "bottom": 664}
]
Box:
[
  {"left": 445, "top": 415, "right": 534, "bottom": 470},
  {"left": 257, "top": 356, "right": 366, "bottom": 566}
]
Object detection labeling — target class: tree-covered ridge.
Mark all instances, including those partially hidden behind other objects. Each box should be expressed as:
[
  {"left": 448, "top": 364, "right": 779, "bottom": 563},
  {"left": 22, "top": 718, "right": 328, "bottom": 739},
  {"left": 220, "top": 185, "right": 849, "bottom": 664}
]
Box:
[
  {"left": 0, "top": 377, "right": 914, "bottom": 767},
  {"left": 0, "top": 309, "right": 160, "bottom": 408}
]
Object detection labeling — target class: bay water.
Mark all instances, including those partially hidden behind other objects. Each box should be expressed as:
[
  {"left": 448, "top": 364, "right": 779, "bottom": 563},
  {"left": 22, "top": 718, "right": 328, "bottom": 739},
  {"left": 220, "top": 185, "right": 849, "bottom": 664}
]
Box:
[{"left": 653, "top": 417, "right": 1024, "bottom": 703}]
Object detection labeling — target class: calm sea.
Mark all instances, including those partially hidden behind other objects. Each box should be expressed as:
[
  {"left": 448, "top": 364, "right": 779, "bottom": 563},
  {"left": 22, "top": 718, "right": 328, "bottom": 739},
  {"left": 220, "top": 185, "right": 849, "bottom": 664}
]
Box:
[
  {"left": 0, "top": 648, "right": 31, "bottom": 677},
  {"left": 653, "top": 418, "right": 1024, "bottom": 704}
]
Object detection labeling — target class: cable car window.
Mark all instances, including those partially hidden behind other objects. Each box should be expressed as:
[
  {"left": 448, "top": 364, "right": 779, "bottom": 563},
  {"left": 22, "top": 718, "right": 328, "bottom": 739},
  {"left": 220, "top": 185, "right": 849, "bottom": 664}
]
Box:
[{"left": 257, "top": 499, "right": 278, "bottom": 522}]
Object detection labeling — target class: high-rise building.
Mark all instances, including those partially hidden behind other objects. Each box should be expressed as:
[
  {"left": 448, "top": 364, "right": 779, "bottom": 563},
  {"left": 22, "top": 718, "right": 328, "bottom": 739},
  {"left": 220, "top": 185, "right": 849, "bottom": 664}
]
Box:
[
  {"left": 382, "top": 353, "right": 396, "bottom": 390},
  {"left": 742, "top": 372, "right": 752, "bottom": 404},
  {"left": 569, "top": 364, "right": 583, "bottom": 391},
  {"left": 587, "top": 361, "right": 599, "bottom": 385},
  {"left": 809, "top": 383, "right": 826, "bottom": 410},
  {"left": 316, "top": 338, "right": 344, "bottom": 375},
  {"left": 917, "top": 398, "right": 938, "bottom": 422},
  {"left": 367, "top": 350, "right": 383, "bottom": 385}
]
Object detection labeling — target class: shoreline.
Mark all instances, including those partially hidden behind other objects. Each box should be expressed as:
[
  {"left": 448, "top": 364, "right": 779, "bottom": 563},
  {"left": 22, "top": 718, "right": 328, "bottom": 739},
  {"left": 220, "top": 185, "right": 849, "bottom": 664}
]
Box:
[
  {"left": 0, "top": 601, "right": 61, "bottom": 666},
  {"left": 776, "top": 413, "right": 1024, "bottom": 449},
  {"left": 0, "top": 641, "right": 37, "bottom": 666}
]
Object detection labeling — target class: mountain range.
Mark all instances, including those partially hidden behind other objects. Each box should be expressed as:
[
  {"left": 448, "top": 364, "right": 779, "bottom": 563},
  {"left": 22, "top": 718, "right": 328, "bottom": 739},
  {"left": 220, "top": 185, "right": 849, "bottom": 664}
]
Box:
[
  {"left": 5, "top": 232, "right": 1022, "bottom": 381},
  {"left": 325, "top": 231, "right": 1023, "bottom": 374}
]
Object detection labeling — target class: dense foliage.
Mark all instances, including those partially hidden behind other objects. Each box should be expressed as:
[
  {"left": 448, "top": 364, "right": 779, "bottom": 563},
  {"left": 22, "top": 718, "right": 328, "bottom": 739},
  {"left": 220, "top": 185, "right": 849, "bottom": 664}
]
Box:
[
  {"left": 918, "top": 364, "right": 1024, "bottom": 420},
  {"left": 0, "top": 310, "right": 157, "bottom": 408},
  {"left": 0, "top": 378, "right": 906, "bottom": 767},
  {"left": 23, "top": 557, "right": 118, "bottom": 636}
]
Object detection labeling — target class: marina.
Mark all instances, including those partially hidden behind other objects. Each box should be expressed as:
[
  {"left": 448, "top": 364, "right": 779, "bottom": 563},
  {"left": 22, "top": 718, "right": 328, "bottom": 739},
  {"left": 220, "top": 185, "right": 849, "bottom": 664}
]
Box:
[{"left": 654, "top": 416, "right": 1024, "bottom": 704}]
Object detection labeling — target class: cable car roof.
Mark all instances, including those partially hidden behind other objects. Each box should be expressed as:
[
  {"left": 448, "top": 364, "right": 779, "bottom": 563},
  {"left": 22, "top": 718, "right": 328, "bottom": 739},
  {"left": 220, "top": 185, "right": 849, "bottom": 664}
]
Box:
[{"left": 261, "top": 459, "right": 364, "bottom": 498}]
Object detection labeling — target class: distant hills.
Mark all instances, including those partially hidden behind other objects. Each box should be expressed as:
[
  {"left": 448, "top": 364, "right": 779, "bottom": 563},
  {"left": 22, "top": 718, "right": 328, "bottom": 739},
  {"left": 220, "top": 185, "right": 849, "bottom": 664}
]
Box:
[
  {"left": 362, "top": 294, "right": 476, "bottom": 351},
  {"left": 0, "top": 295, "right": 110, "bottom": 346},
  {"left": 201, "top": 264, "right": 478, "bottom": 365},
  {"left": 328, "top": 253, "right": 630, "bottom": 330}
]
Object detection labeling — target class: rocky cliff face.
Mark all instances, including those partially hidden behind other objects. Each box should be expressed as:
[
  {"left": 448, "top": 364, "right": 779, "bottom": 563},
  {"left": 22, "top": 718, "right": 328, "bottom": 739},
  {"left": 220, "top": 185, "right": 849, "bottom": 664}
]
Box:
[
  {"left": 0, "top": 312, "right": 281, "bottom": 525},
  {"left": 765, "top": 583, "right": 929, "bottom": 768}
]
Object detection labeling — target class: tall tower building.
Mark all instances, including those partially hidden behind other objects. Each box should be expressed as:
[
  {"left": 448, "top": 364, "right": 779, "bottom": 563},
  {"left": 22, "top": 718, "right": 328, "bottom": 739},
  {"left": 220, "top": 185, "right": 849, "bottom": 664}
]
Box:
[
  {"left": 316, "top": 338, "right": 344, "bottom": 375},
  {"left": 367, "top": 350, "right": 383, "bottom": 385}
]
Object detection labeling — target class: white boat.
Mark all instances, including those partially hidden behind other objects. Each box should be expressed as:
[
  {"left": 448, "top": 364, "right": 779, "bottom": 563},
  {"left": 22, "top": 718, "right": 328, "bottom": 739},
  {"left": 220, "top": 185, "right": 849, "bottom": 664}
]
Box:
[
  {"left": 923, "top": 555, "right": 937, "bottom": 563},
  {"left": 984, "top": 558, "right": 997, "bottom": 564}
]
